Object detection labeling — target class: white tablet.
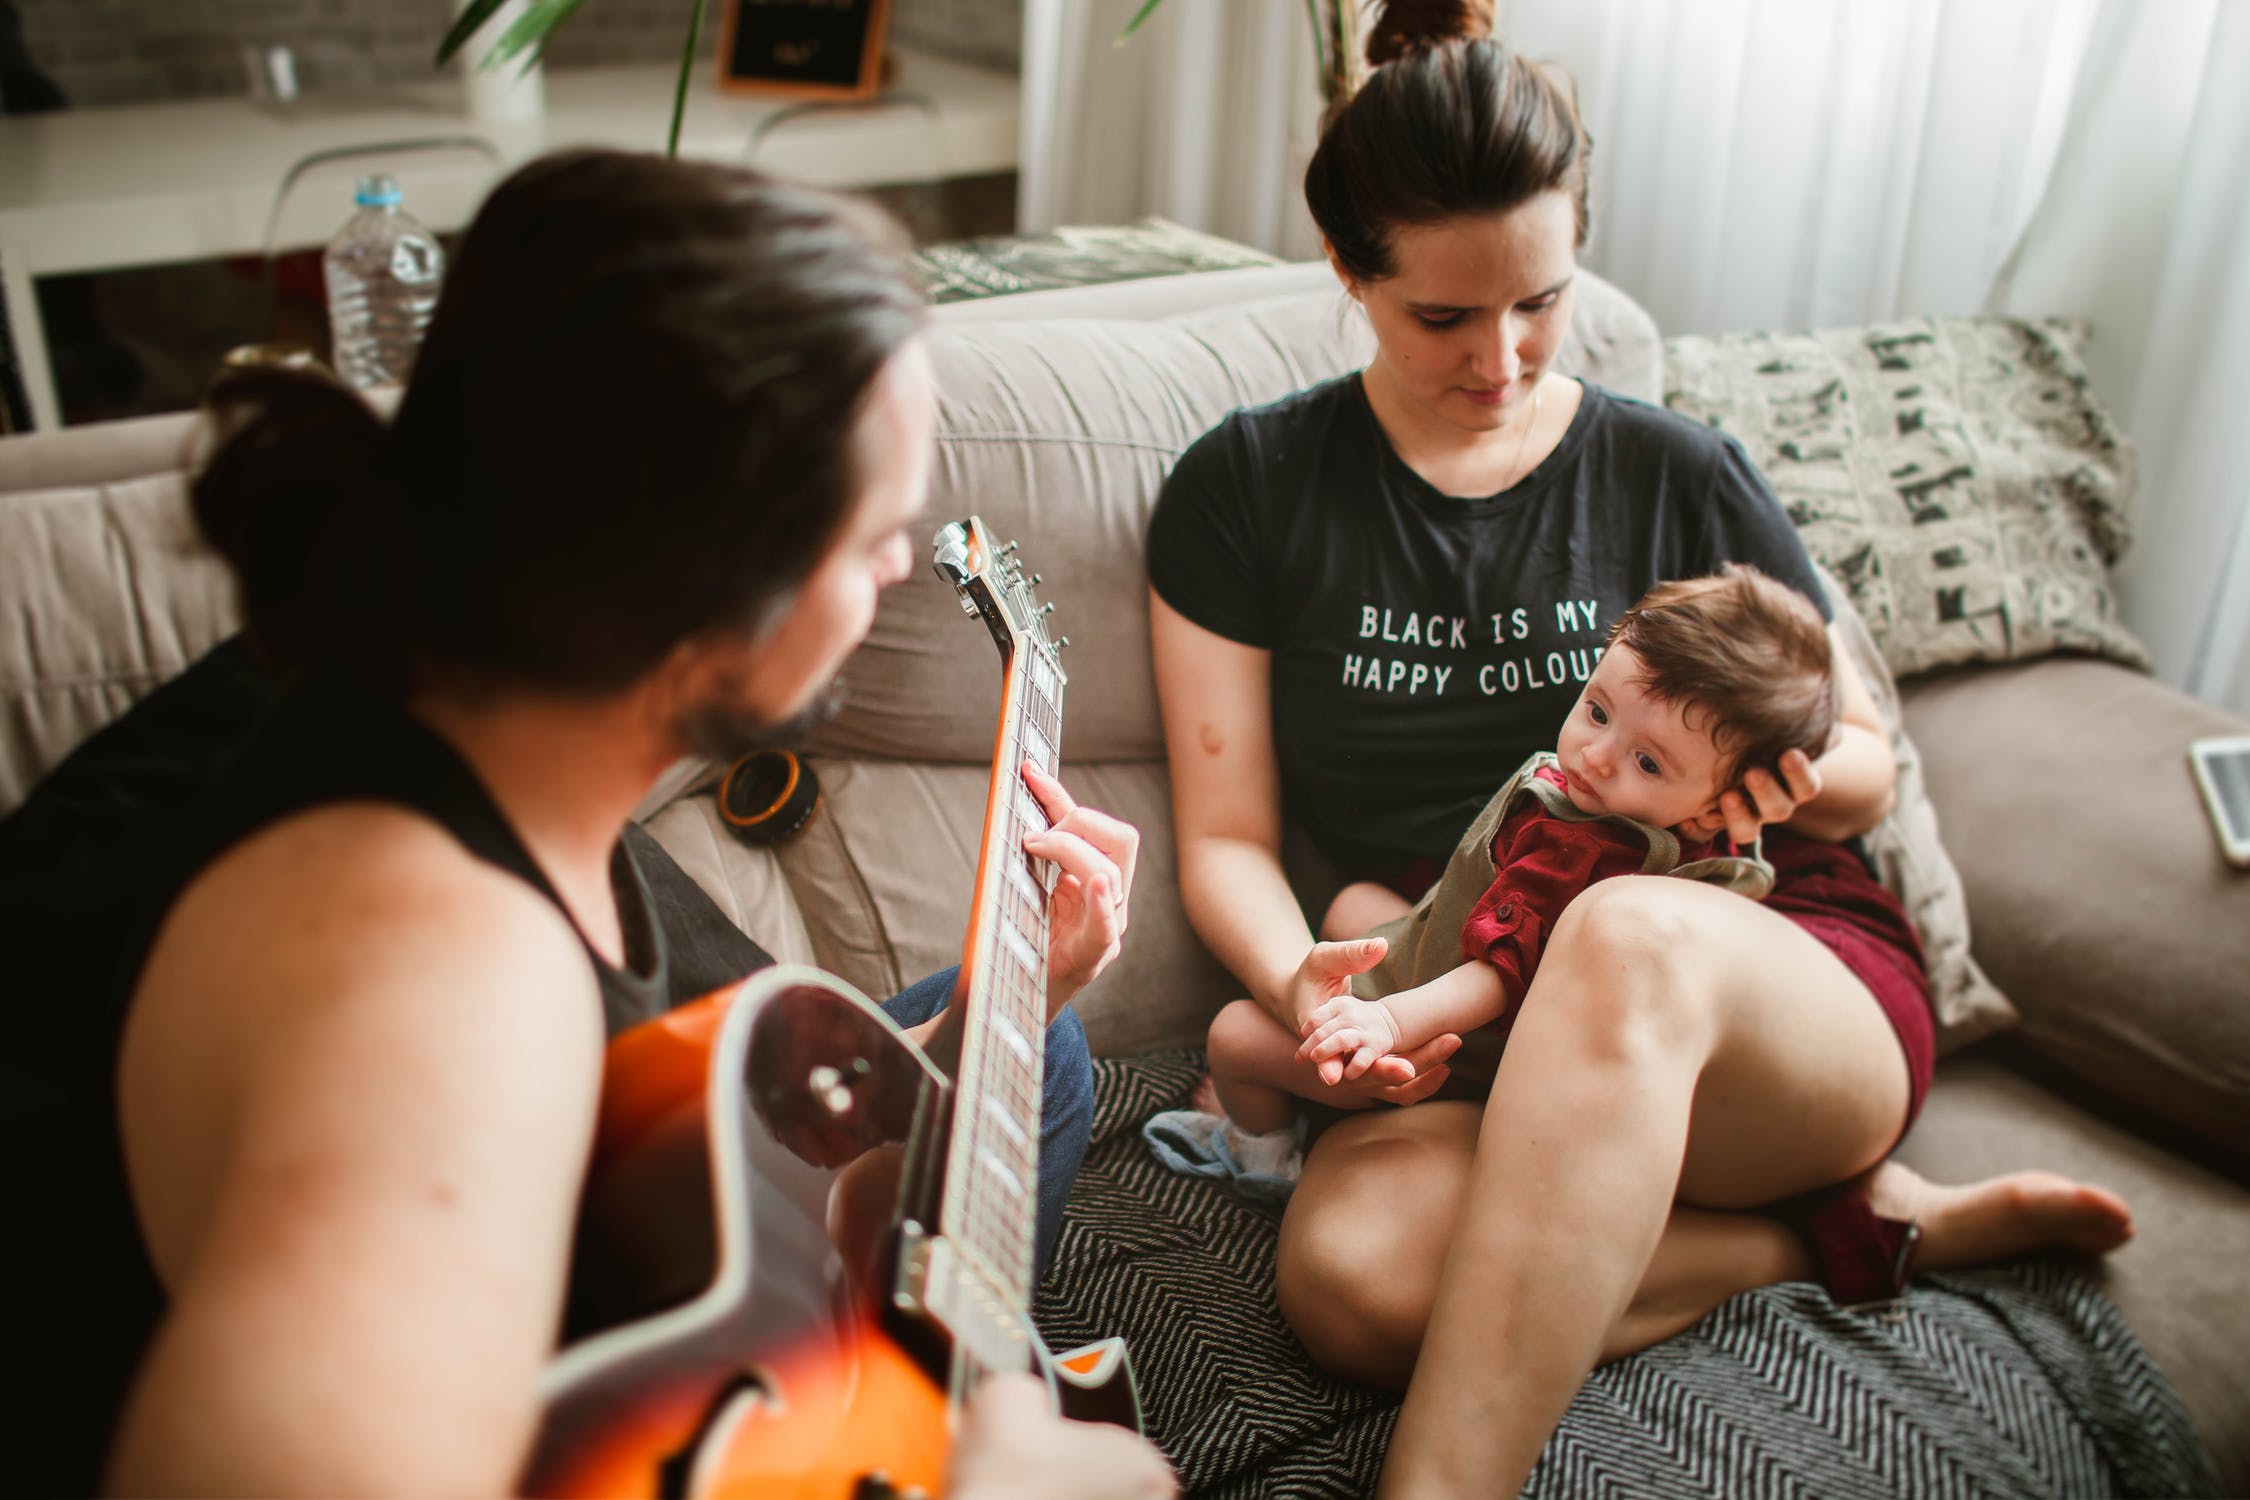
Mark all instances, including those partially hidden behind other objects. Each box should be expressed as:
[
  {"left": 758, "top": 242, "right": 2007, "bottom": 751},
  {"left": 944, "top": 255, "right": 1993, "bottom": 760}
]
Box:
[{"left": 2188, "top": 735, "right": 2250, "bottom": 869}]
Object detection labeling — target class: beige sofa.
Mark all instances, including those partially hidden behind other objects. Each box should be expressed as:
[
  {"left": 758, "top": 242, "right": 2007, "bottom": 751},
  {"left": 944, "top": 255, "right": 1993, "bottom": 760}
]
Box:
[{"left": 3, "top": 262, "right": 2245, "bottom": 1490}]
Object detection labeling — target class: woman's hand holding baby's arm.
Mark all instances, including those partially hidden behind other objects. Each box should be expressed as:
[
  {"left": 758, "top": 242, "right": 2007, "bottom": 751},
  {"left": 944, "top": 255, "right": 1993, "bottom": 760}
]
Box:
[
  {"left": 1278, "top": 936, "right": 1389, "bottom": 1032},
  {"left": 1297, "top": 994, "right": 1405, "bottom": 1083},
  {"left": 1299, "top": 960, "right": 1509, "bottom": 1086}
]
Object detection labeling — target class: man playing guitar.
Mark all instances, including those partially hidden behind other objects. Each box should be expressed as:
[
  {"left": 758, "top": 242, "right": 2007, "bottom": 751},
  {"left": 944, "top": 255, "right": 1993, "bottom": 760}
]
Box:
[{"left": 75, "top": 150, "right": 1173, "bottom": 1498}]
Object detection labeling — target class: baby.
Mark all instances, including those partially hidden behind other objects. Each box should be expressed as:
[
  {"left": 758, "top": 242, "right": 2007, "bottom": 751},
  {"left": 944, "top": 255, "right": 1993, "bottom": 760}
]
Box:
[{"left": 1145, "top": 563, "right": 1839, "bottom": 1202}]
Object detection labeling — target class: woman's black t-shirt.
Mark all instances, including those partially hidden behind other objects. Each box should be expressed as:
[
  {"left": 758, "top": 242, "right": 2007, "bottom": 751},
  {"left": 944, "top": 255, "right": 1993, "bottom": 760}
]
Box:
[{"left": 1146, "top": 374, "right": 1829, "bottom": 869}]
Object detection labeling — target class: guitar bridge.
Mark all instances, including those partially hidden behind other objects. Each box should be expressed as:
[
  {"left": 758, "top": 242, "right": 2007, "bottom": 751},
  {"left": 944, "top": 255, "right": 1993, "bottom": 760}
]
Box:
[{"left": 892, "top": 1222, "right": 1031, "bottom": 1376}]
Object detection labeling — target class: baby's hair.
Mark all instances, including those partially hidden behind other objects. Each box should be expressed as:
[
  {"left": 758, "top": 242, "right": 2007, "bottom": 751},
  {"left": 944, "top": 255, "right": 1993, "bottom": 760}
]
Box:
[{"left": 1605, "top": 564, "right": 1838, "bottom": 790}]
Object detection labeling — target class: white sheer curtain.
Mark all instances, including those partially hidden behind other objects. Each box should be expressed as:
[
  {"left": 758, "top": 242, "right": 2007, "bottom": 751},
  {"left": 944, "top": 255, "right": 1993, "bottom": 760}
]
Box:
[
  {"left": 1020, "top": 0, "right": 2250, "bottom": 713},
  {"left": 1992, "top": 1, "right": 2250, "bottom": 713},
  {"left": 1504, "top": 0, "right": 2250, "bottom": 712},
  {"left": 1018, "top": 0, "right": 1329, "bottom": 259},
  {"left": 1504, "top": 0, "right": 2098, "bottom": 336}
]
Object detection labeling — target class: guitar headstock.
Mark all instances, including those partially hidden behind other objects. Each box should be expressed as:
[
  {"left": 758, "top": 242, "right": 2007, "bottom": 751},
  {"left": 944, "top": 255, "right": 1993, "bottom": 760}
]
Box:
[{"left": 931, "top": 517, "right": 1069, "bottom": 681}]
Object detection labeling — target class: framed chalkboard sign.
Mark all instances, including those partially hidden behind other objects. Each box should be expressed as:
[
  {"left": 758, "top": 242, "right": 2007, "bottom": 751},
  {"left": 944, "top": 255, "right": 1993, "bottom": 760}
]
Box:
[{"left": 718, "top": 0, "right": 893, "bottom": 100}]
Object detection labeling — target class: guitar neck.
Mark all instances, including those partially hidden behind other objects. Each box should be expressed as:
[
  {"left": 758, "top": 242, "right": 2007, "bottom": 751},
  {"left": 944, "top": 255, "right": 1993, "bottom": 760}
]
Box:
[{"left": 940, "top": 639, "right": 1065, "bottom": 1306}]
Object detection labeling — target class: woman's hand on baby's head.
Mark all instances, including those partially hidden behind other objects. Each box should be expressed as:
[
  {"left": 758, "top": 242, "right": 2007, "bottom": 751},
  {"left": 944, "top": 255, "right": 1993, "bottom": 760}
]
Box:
[{"left": 1716, "top": 747, "right": 1823, "bottom": 846}]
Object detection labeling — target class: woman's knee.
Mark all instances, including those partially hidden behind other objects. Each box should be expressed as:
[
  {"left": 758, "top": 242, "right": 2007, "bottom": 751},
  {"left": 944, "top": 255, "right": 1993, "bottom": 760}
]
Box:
[
  {"left": 1273, "top": 1120, "right": 1470, "bottom": 1386},
  {"left": 1534, "top": 878, "right": 1720, "bottom": 1052},
  {"left": 1205, "top": 996, "right": 1281, "bottom": 1071},
  {"left": 1320, "top": 880, "right": 1405, "bottom": 942},
  {"left": 1275, "top": 1198, "right": 1427, "bottom": 1387}
]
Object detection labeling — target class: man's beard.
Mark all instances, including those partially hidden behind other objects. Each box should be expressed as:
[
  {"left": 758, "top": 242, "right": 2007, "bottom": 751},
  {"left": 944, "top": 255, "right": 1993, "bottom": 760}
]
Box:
[{"left": 674, "top": 675, "right": 848, "bottom": 762}]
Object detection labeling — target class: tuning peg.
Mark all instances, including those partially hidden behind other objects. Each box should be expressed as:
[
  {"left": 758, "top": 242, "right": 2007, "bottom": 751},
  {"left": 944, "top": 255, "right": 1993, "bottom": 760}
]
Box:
[
  {"left": 1029, "top": 573, "right": 1043, "bottom": 587},
  {"left": 1000, "top": 540, "right": 1020, "bottom": 557},
  {"left": 1039, "top": 602, "right": 1056, "bottom": 617},
  {"left": 1056, "top": 636, "right": 1071, "bottom": 650}
]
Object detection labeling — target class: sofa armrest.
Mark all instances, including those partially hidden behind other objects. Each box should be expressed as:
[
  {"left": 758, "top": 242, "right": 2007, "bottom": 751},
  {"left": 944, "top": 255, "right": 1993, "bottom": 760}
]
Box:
[{"left": 1900, "top": 657, "right": 2250, "bottom": 1164}]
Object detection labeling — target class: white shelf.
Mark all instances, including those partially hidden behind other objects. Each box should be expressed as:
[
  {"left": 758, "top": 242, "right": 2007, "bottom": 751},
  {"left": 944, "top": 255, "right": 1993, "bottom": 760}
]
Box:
[{"left": 0, "top": 49, "right": 1021, "bottom": 429}]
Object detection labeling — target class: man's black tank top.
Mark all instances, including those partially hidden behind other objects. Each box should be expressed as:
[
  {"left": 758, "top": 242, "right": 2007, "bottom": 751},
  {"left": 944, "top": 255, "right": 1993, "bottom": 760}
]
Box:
[{"left": 16, "top": 654, "right": 772, "bottom": 1493}]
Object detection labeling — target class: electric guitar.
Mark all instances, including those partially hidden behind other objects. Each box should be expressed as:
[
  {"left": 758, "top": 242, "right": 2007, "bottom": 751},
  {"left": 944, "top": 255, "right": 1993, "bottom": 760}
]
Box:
[{"left": 521, "top": 517, "right": 1139, "bottom": 1499}]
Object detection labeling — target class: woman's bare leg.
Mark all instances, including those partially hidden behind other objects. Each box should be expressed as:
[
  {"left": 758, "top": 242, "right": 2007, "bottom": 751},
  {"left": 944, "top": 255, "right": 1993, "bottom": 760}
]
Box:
[
  {"left": 1321, "top": 881, "right": 1411, "bottom": 941},
  {"left": 1277, "top": 1116, "right": 2132, "bottom": 1392},
  {"left": 1376, "top": 877, "right": 1918, "bottom": 1497},
  {"left": 1278, "top": 1102, "right": 1817, "bottom": 1385}
]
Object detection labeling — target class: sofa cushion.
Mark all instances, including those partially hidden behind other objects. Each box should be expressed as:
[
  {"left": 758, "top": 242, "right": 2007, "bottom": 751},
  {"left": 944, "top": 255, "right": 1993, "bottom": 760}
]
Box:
[
  {"left": 811, "top": 267, "right": 1661, "bottom": 768},
  {"left": 1817, "top": 564, "right": 2017, "bottom": 1053},
  {"left": 0, "top": 469, "right": 238, "bottom": 812},
  {"left": 1902, "top": 656, "right": 2250, "bottom": 1166},
  {"left": 1665, "top": 318, "right": 2149, "bottom": 679}
]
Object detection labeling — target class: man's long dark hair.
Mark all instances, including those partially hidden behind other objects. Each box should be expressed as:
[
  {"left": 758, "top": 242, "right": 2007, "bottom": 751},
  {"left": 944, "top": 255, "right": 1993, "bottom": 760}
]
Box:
[{"left": 191, "top": 148, "right": 926, "bottom": 698}]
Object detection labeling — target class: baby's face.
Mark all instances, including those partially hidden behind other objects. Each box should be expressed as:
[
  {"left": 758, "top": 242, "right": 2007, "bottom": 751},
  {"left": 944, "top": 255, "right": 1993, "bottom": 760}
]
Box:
[{"left": 1553, "top": 644, "right": 1731, "bottom": 833}]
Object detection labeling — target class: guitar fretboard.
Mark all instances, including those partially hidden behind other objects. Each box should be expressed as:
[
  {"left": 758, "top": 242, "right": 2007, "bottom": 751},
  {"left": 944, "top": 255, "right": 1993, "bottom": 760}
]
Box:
[{"left": 942, "top": 643, "right": 1063, "bottom": 1308}]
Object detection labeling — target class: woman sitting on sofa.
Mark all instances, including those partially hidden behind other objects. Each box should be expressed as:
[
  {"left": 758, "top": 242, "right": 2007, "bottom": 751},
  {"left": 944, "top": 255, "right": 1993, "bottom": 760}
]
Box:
[{"left": 1145, "top": 4, "right": 2133, "bottom": 1493}]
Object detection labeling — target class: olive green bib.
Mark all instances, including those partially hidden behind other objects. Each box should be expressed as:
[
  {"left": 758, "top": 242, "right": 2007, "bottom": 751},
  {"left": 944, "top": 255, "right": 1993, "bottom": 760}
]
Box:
[{"left": 1349, "top": 751, "right": 1773, "bottom": 1086}]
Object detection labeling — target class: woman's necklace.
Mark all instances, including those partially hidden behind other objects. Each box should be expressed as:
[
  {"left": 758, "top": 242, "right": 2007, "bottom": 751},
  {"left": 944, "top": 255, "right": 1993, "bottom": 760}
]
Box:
[{"left": 1504, "top": 378, "right": 1545, "bottom": 491}]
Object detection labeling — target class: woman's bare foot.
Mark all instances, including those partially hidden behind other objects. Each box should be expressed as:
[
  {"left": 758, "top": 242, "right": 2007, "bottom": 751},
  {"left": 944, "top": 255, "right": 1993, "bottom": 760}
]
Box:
[
  {"left": 1868, "top": 1160, "right": 2135, "bottom": 1269},
  {"left": 1188, "top": 1073, "right": 1223, "bottom": 1116}
]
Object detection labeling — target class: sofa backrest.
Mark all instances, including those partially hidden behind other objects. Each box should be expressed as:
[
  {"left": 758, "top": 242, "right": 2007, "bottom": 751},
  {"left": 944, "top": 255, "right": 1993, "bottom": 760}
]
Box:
[{"left": 0, "top": 263, "right": 1662, "bottom": 1052}]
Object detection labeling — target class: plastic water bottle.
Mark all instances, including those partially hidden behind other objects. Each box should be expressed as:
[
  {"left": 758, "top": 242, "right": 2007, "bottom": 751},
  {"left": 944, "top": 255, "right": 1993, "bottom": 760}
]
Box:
[{"left": 322, "top": 173, "right": 445, "bottom": 390}]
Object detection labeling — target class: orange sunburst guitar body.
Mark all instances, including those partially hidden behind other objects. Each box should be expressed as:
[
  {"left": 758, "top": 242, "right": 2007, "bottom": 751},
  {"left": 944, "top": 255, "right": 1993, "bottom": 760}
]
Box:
[{"left": 521, "top": 519, "right": 1139, "bottom": 1500}]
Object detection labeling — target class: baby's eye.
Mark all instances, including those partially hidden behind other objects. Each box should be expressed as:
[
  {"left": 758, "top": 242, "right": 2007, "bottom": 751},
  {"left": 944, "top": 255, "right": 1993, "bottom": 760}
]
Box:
[
  {"left": 1635, "top": 753, "right": 1661, "bottom": 776},
  {"left": 1588, "top": 701, "right": 1608, "bottom": 725}
]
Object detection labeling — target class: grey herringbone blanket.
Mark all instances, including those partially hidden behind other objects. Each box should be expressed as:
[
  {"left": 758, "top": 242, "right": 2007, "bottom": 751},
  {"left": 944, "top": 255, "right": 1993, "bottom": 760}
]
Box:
[{"left": 1034, "top": 1051, "right": 2214, "bottom": 1499}]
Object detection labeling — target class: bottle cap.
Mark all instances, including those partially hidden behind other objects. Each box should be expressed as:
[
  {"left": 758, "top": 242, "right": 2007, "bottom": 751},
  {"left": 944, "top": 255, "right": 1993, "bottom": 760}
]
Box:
[{"left": 354, "top": 173, "right": 404, "bottom": 208}]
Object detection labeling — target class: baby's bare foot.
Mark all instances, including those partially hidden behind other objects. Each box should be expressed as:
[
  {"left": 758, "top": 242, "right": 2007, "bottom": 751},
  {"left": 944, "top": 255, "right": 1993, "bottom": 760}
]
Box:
[
  {"left": 1868, "top": 1161, "right": 2135, "bottom": 1269},
  {"left": 1188, "top": 1073, "right": 1223, "bottom": 1116}
]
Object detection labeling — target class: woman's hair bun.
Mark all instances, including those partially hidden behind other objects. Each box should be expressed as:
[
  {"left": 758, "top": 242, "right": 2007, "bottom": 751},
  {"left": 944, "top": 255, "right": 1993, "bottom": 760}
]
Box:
[{"left": 1366, "top": 0, "right": 1496, "bottom": 70}]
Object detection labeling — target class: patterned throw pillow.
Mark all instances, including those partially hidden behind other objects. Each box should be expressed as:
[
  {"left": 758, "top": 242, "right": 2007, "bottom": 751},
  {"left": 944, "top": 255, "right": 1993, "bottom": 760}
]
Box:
[
  {"left": 1665, "top": 318, "right": 2151, "bottom": 678},
  {"left": 1812, "top": 564, "right": 2017, "bottom": 1054}
]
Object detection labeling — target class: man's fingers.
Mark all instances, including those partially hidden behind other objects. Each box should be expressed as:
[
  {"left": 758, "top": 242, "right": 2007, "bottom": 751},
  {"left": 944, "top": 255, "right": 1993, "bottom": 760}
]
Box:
[
  {"left": 1027, "top": 826, "right": 1126, "bottom": 910},
  {"left": 1023, "top": 762, "right": 1140, "bottom": 893},
  {"left": 1020, "top": 760, "right": 1076, "bottom": 821}
]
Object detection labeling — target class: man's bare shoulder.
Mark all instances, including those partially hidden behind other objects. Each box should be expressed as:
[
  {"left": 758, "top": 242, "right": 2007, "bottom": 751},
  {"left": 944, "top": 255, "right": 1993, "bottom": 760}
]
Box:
[
  {"left": 122, "top": 801, "right": 608, "bottom": 1281},
  {"left": 111, "top": 803, "right": 614, "bottom": 1495}
]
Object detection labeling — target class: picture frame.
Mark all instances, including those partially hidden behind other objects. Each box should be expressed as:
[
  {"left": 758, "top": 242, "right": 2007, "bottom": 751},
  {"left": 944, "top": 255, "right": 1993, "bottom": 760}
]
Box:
[{"left": 717, "top": 0, "right": 894, "bottom": 101}]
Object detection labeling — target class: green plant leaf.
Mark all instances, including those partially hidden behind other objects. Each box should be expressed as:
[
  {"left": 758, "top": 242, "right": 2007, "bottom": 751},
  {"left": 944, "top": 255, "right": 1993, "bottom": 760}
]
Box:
[
  {"left": 667, "top": 0, "right": 710, "bottom": 158},
  {"left": 1114, "top": 0, "right": 1168, "bottom": 45},
  {"left": 434, "top": 0, "right": 511, "bottom": 66},
  {"left": 482, "top": 0, "right": 590, "bottom": 72}
]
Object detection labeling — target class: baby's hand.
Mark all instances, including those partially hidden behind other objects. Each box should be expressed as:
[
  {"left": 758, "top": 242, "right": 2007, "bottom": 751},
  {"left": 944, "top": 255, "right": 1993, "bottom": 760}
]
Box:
[{"left": 1295, "top": 995, "right": 1404, "bottom": 1085}]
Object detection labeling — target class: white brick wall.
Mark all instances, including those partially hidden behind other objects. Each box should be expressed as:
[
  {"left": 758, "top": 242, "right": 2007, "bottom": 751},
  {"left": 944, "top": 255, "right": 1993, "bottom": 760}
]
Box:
[{"left": 16, "top": 0, "right": 1018, "bottom": 107}]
